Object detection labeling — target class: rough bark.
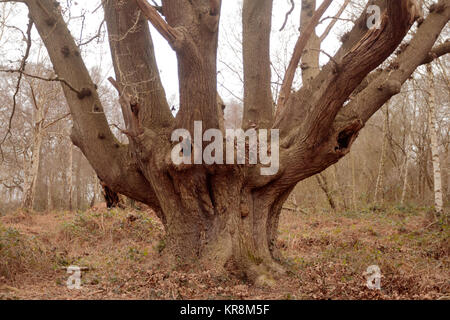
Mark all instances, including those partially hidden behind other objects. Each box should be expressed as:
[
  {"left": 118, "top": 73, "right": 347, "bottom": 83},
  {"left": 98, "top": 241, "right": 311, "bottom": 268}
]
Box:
[
  {"left": 297, "top": 0, "right": 337, "bottom": 209},
  {"left": 103, "top": 0, "right": 173, "bottom": 131},
  {"left": 242, "top": 0, "right": 274, "bottom": 130}
]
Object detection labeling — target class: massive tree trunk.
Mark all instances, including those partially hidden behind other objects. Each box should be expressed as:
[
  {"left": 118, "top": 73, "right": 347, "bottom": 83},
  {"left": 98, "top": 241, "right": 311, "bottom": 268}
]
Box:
[
  {"left": 16, "top": 0, "right": 450, "bottom": 281},
  {"left": 149, "top": 172, "right": 288, "bottom": 281}
]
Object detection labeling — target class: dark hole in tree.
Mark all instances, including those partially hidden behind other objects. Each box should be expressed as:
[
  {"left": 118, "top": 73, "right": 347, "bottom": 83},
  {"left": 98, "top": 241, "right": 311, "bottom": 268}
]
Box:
[
  {"left": 337, "top": 129, "right": 354, "bottom": 150},
  {"left": 130, "top": 103, "right": 139, "bottom": 116}
]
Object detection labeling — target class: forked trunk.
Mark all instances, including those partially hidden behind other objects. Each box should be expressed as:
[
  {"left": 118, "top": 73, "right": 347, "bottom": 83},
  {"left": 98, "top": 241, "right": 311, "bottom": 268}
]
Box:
[{"left": 153, "top": 169, "right": 287, "bottom": 282}]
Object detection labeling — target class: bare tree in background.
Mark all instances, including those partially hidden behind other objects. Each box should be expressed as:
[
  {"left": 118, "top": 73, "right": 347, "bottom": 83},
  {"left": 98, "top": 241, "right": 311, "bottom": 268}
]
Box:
[
  {"left": 21, "top": 84, "right": 45, "bottom": 209},
  {"left": 374, "top": 105, "right": 389, "bottom": 204},
  {"left": 426, "top": 63, "right": 444, "bottom": 214}
]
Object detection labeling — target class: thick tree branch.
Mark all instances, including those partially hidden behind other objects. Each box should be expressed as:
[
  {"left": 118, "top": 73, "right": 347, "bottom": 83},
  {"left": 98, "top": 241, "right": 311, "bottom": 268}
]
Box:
[
  {"left": 242, "top": 0, "right": 274, "bottom": 130},
  {"left": 103, "top": 0, "right": 173, "bottom": 131},
  {"left": 333, "top": 0, "right": 387, "bottom": 62},
  {"left": 274, "top": 0, "right": 420, "bottom": 134},
  {"left": 300, "top": 0, "right": 422, "bottom": 144},
  {"left": 349, "top": 38, "right": 450, "bottom": 101},
  {"left": 156, "top": 0, "right": 222, "bottom": 132},
  {"left": 250, "top": 0, "right": 426, "bottom": 191},
  {"left": 136, "top": 0, "right": 182, "bottom": 48},
  {"left": 339, "top": 1, "right": 450, "bottom": 126},
  {"left": 422, "top": 39, "right": 450, "bottom": 64}
]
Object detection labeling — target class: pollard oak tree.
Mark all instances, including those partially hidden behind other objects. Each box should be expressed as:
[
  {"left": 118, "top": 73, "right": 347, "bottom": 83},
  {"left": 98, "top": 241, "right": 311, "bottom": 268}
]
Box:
[{"left": 8, "top": 0, "right": 450, "bottom": 282}]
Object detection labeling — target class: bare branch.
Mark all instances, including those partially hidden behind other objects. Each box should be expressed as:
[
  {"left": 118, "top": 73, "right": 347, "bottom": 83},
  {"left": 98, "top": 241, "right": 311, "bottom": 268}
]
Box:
[
  {"left": 157, "top": 0, "right": 223, "bottom": 131},
  {"left": 42, "top": 113, "right": 71, "bottom": 130},
  {"left": 319, "top": 0, "right": 351, "bottom": 42},
  {"left": 136, "top": 0, "right": 182, "bottom": 48},
  {"left": 279, "top": 0, "right": 295, "bottom": 31},
  {"left": 276, "top": 0, "right": 332, "bottom": 116},
  {"left": 77, "top": 18, "right": 105, "bottom": 47},
  {"left": 422, "top": 39, "right": 450, "bottom": 64},
  {"left": 0, "top": 17, "right": 32, "bottom": 150},
  {"left": 23, "top": 0, "right": 162, "bottom": 209},
  {"left": 0, "top": 69, "right": 82, "bottom": 95},
  {"left": 349, "top": 39, "right": 450, "bottom": 101}
]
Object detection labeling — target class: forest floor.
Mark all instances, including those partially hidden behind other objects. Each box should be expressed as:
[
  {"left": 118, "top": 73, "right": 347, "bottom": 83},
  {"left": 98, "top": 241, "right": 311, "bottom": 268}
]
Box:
[{"left": 0, "top": 204, "right": 448, "bottom": 300}]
